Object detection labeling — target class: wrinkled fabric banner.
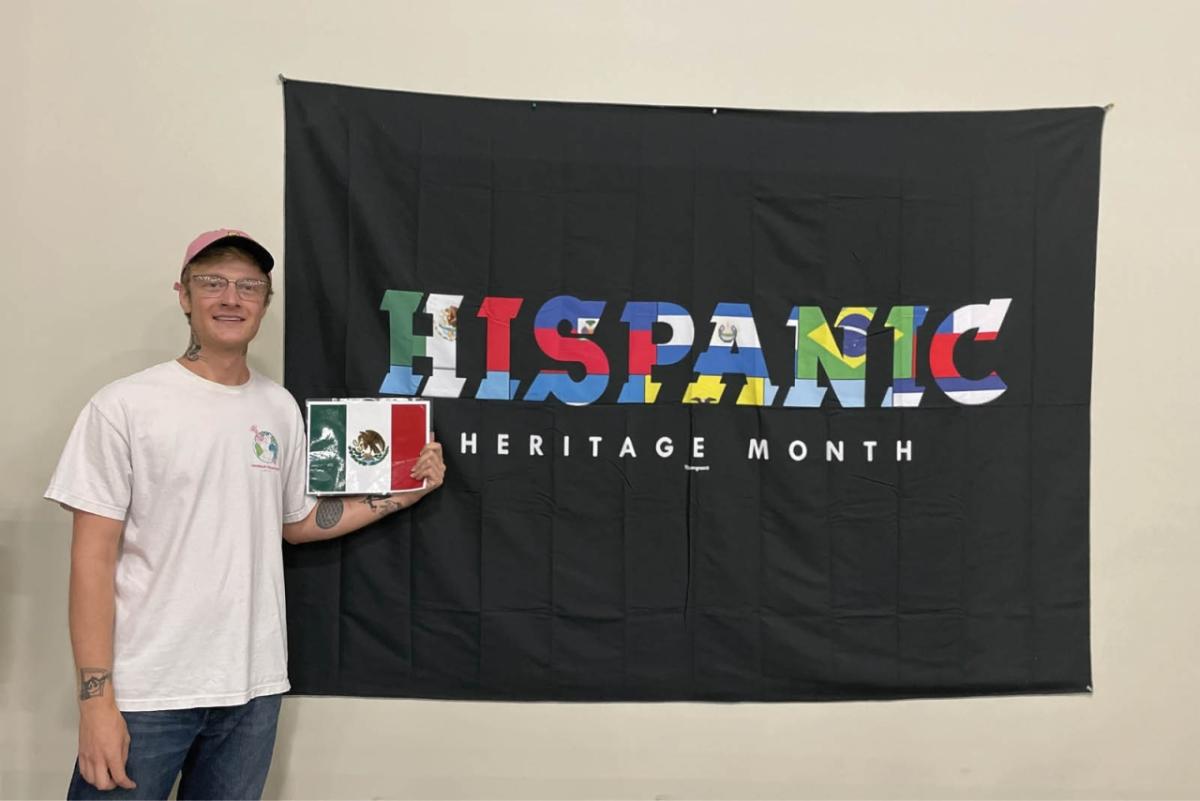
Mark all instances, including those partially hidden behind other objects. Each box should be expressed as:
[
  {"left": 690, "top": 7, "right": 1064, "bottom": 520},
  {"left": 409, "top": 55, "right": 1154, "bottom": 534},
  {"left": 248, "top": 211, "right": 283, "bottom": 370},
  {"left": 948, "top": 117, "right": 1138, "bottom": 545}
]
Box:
[{"left": 282, "top": 79, "right": 1101, "bottom": 701}]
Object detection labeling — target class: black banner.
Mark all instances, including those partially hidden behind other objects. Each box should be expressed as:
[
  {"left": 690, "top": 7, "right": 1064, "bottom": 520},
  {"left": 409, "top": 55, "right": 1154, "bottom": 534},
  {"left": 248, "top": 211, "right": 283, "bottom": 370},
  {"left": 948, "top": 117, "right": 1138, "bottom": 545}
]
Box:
[{"left": 283, "top": 79, "right": 1100, "bottom": 701}]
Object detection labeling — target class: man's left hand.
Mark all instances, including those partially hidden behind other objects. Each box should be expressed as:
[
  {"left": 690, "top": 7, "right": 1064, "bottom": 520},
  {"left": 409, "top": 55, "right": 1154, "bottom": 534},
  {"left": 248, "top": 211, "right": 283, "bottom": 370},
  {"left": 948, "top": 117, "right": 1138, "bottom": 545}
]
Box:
[{"left": 410, "top": 438, "right": 445, "bottom": 492}]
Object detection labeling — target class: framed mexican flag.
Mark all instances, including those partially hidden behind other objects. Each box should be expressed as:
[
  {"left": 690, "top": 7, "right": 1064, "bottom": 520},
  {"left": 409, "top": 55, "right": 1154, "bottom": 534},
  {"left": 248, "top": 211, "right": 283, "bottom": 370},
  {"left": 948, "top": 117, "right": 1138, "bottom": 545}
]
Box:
[{"left": 306, "top": 398, "right": 431, "bottom": 495}]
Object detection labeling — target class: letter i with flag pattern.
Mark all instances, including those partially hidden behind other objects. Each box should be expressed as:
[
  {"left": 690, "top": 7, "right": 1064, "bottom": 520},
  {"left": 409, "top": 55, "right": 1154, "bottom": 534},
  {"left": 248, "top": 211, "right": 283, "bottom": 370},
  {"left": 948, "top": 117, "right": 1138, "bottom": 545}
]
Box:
[{"left": 475, "top": 297, "right": 525, "bottom": 400}]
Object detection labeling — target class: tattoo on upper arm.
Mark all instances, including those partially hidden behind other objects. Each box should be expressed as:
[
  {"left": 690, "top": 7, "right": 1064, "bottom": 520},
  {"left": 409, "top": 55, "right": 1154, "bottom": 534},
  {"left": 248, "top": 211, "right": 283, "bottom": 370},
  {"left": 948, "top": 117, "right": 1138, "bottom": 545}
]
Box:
[
  {"left": 79, "top": 668, "right": 111, "bottom": 701},
  {"left": 361, "top": 495, "right": 403, "bottom": 515},
  {"left": 315, "top": 498, "right": 344, "bottom": 529}
]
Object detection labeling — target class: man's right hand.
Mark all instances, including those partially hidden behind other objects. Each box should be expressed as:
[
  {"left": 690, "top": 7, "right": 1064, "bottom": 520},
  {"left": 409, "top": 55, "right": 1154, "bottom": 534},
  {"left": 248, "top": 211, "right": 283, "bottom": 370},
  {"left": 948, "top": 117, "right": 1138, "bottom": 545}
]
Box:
[{"left": 78, "top": 701, "right": 136, "bottom": 791}]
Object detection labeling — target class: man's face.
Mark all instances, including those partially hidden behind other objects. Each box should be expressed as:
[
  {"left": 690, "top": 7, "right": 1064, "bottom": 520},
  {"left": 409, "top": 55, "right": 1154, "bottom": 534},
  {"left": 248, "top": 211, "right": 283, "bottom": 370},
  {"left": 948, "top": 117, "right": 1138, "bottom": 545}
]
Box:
[{"left": 178, "top": 256, "right": 270, "bottom": 352}]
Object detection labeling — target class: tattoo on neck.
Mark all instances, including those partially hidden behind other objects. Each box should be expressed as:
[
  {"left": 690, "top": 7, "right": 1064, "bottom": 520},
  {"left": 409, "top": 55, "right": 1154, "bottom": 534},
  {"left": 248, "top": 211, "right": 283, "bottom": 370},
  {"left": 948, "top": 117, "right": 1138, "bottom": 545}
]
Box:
[
  {"left": 79, "top": 668, "right": 111, "bottom": 701},
  {"left": 315, "top": 498, "right": 344, "bottom": 529},
  {"left": 184, "top": 333, "right": 201, "bottom": 362},
  {"left": 362, "top": 495, "right": 403, "bottom": 515}
]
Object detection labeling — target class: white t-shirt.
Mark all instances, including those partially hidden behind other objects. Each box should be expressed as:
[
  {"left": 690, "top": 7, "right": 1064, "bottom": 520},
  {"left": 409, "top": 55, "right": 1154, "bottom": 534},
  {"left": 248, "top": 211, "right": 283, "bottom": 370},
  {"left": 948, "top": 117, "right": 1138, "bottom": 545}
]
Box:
[{"left": 45, "top": 360, "right": 316, "bottom": 711}]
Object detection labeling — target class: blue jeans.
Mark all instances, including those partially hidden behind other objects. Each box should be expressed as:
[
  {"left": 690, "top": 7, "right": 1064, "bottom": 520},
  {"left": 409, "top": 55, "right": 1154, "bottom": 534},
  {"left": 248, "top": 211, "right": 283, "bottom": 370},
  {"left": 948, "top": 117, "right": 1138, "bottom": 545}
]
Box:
[{"left": 67, "top": 693, "right": 282, "bottom": 800}]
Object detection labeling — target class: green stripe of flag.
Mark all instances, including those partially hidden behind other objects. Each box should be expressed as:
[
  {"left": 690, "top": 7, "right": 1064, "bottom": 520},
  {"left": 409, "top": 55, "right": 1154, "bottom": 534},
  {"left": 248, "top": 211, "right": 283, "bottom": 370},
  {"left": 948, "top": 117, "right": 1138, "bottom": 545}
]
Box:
[{"left": 309, "top": 404, "right": 347, "bottom": 492}]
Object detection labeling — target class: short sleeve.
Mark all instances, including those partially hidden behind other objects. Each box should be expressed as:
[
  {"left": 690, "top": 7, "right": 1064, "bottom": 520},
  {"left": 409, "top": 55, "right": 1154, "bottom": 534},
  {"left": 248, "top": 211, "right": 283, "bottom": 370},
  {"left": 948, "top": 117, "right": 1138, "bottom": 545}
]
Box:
[
  {"left": 44, "top": 401, "right": 133, "bottom": 521},
  {"left": 281, "top": 402, "right": 316, "bottom": 524}
]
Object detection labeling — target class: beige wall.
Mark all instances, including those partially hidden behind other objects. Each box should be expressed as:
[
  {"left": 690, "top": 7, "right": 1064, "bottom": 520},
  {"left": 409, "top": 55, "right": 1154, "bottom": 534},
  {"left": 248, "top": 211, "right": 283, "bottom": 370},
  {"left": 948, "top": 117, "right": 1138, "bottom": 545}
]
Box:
[{"left": 3, "top": 1, "right": 1197, "bottom": 798}]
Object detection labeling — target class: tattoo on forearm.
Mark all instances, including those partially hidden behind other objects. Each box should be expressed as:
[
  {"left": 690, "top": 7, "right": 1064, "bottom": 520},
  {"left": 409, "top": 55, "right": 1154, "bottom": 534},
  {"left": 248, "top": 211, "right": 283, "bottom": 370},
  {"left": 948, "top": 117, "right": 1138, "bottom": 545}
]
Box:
[
  {"left": 79, "top": 668, "right": 111, "bottom": 701},
  {"left": 361, "top": 495, "right": 404, "bottom": 515},
  {"left": 315, "top": 498, "right": 344, "bottom": 529}
]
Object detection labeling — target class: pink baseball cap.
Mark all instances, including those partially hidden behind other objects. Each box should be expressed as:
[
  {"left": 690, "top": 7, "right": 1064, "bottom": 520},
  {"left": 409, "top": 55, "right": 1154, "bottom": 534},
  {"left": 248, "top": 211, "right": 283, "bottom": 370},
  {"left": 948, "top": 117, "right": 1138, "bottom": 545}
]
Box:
[{"left": 181, "top": 228, "right": 275, "bottom": 275}]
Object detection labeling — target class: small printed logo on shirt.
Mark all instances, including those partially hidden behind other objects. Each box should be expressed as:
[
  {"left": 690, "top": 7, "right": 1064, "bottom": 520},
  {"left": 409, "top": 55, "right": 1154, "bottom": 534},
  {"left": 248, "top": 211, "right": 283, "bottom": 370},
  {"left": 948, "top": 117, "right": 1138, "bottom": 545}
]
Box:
[{"left": 251, "top": 426, "right": 281, "bottom": 470}]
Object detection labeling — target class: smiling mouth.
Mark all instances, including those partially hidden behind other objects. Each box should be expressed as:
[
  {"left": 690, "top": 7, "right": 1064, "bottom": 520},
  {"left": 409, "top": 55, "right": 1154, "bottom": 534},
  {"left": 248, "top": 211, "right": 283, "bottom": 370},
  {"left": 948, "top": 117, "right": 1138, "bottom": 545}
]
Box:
[{"left": 213, "top": 315, "right": 246, "bottom": 322}]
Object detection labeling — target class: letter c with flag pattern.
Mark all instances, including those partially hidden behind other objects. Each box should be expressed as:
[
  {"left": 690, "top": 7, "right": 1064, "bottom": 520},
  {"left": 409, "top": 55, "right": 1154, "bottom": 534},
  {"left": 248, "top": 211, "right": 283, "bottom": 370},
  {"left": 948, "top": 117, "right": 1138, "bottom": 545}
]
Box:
[{"left": 929, "top": 298, "right": 1012, "bottom": 405}]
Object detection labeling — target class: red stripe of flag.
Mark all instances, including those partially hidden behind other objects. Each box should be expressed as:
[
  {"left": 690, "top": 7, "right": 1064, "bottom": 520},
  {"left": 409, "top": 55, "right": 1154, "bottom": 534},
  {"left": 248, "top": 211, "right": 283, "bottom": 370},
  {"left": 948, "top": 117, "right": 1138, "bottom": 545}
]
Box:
[{"left": 390, "top": 403, "right": 428, "bottom": 491}]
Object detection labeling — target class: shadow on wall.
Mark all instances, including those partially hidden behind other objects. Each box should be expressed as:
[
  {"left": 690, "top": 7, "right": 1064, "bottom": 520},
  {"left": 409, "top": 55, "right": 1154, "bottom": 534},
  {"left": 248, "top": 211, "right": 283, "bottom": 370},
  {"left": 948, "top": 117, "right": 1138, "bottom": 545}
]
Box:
[
  {"left": 0, "top": 516, "right": 78, "bottom": 796},
  {"left": 0, "top": 538, "right": 12, "bottom": 684},
  {"left": 0, "top": 518, "right": 72, "bottom": 687},
  {"left": 263, "top": 695, "right": 300, "bottom": 800}
]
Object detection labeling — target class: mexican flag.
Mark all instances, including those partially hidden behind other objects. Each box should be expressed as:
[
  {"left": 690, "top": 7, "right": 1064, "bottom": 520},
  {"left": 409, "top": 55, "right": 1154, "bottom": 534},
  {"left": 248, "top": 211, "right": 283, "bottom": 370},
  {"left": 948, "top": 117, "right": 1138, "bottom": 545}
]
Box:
[{"left": 306, "top": 399, "right": 430, "bottom": 494}]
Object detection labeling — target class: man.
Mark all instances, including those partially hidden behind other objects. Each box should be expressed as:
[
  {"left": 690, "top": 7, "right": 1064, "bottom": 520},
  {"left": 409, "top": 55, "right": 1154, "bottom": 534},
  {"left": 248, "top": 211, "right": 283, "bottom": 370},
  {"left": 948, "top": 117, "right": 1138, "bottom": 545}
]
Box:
[{"left": 44, "top": 229, "right": 445, "bottom": 799}]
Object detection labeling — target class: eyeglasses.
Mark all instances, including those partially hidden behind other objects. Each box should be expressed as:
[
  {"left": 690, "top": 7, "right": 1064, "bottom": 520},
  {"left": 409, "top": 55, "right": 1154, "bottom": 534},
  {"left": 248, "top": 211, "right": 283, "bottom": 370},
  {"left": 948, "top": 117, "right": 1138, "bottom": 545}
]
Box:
[{"left": 190, "top": 274, "right": 271, "bottom": 301}]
